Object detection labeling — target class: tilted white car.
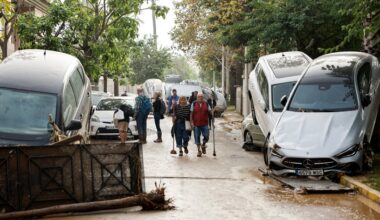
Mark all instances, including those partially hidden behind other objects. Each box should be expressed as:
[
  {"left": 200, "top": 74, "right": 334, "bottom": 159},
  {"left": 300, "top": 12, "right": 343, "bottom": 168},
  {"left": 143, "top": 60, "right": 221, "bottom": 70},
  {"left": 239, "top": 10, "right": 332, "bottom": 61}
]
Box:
[
  {"left": 248, "top": 51, "right": 312, "bottom": 137},
  {"left": 90, "top": 97, "right": 138, "bottom": 140},
  {"left": 265, "top": 52, "right": 380, "bottom": 176}
]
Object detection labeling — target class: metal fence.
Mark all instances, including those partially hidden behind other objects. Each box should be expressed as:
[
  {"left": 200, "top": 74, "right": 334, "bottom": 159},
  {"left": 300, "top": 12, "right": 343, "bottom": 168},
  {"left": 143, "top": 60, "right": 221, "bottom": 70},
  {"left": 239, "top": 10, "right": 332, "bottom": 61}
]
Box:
[{"left": 0, "top": 143, "right": 145, "bottom": 212}]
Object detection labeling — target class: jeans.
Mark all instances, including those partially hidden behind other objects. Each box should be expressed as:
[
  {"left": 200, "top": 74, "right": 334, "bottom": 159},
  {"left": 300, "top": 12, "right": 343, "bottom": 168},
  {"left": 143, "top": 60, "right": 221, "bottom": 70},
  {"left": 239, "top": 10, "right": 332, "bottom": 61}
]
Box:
[
  {"left": 136, "top": 113, "right": 147, "bottom": 136},
  {"left": 194, "top": 125, "right": 209, "bottom": 145},
  {"left": 175, "top": 120, "right": 189, "bottom": 148},
  {"left": 153, "top": 112, "right": 162, "bottom": 134}
]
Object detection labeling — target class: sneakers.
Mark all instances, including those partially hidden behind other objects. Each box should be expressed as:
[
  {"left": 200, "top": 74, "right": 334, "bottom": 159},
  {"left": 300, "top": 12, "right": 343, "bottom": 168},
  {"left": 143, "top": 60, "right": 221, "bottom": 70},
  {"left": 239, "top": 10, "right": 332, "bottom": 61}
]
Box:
[
  {"left": 184, "top": 147, "right": 189, "bottom": 154},
  {"left": 201, "top": 143, "right": 207, "bottom": 154},
  {"left": 197, "top": 145, "right": 202, "bottom": 157},
  {"left": 179, "top": 147, "right": 183, "bottom": 157}
]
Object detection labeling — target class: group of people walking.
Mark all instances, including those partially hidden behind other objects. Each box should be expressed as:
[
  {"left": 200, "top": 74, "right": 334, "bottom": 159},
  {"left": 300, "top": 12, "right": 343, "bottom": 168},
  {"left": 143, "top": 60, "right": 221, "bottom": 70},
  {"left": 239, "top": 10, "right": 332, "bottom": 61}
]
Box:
[{"left": 114, "top": 87, "right": 215, "bottom": 157}]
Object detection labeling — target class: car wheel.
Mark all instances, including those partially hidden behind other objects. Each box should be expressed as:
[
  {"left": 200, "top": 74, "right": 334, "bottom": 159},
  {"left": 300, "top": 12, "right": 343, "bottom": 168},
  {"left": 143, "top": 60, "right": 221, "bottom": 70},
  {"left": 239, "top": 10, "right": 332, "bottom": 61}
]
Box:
[
  {"left": 262, "top": 135, "right": 269, "bottom": 166},
  {"left": 363, "top": 143, "right": 375, "bottom": 171},
  {"left": 245, "top": 131, "right": 253, "bottom": 144}
]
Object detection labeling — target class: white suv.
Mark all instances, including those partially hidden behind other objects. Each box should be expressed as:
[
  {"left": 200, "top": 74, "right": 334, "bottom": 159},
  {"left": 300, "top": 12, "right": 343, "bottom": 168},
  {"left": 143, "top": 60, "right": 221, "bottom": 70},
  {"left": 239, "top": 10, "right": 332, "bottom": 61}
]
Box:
[{"left": 248, "top": 51, "right": 312, "bottom": 137}]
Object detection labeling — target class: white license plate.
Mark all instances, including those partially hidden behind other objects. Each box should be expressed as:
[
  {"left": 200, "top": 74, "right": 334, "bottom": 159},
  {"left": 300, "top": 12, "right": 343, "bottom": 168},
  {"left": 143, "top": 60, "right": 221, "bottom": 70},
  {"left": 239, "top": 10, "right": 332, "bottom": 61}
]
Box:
[
  {"left": 105, "top": 126, "right": 115, "bottom": 129},
  {"left": 296, "top": 169, "right": 323, "bottom": 176}
]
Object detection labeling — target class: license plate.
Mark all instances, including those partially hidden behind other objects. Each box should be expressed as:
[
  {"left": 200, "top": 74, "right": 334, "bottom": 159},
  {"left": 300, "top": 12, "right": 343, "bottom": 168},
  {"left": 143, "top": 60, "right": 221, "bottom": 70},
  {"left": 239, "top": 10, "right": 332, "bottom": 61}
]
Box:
[
  {"left": 296, "top": 169, "right": 323, "bottom": 176},
  {"left": 106, "top": 126, "right": 115, "bottom": 129}
]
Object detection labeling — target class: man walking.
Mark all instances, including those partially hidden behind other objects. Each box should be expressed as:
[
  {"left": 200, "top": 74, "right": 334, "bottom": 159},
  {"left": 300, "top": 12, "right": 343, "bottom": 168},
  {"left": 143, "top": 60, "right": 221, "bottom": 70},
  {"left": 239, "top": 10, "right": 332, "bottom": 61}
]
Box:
[
  {"left": 190, "top": 93, "right": 212, "bottom": 157},
  {"left": 168, "top": 89, "right": 179, "bottom": 114},
  {"left": 135, "top": 87, "right": 152, "bottom": 144}
]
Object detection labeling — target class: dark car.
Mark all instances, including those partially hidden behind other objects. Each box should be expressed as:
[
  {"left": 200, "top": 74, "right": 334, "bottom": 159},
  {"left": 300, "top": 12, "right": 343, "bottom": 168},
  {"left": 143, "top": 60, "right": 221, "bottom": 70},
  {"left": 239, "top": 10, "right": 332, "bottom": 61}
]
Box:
[{"left": 0, "top": 49, "right": 92, "bottom": 145}]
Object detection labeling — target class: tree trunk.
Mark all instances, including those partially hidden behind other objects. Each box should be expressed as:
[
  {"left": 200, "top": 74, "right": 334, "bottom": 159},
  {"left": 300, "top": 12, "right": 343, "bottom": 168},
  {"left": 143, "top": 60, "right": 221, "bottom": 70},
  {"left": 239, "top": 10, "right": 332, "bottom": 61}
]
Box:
[
  {"left": 221, "top": 45, "right": 225, "bottom": 96},
  {"left": 103, "top": 74, "right": 108, "bottom": 93},
  {"left": 114, "top": 78, "right": 119, "bottom": 96}
]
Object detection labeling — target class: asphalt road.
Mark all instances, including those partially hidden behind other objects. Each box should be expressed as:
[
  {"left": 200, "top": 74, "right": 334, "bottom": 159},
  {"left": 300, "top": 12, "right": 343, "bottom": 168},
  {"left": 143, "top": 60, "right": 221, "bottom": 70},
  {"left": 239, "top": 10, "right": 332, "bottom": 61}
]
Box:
[{"left": 47, "top": 112, "right": 380, "bottom": 220}]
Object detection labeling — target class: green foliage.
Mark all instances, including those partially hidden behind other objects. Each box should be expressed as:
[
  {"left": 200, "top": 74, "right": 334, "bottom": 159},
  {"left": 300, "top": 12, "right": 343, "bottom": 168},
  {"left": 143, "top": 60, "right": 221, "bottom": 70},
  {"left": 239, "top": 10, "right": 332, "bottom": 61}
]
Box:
[
  {"left": 164, "top": 55, "right": 197, "bottom": 80},
  {"left": 16, "top": 0, "right": 151, "bottom": 81},
  {"left": 0, "top": 0, "right": 18, "bottom": 59},
  {"left": 129, "top": 38, "right": 172, "bottom": 85}
]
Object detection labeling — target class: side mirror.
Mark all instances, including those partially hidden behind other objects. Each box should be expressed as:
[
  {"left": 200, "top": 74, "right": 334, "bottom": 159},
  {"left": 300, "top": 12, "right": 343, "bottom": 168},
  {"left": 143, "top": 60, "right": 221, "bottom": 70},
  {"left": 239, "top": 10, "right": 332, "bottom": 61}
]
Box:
[
  {"left": 362, "top": 94, "right": 372, "bottom": 108},
  {"left": 66, "top": 120, "right": 82, "bottom": 131},
  {"left": 280, "top": 95, "right": 288, "bottom": 107}
]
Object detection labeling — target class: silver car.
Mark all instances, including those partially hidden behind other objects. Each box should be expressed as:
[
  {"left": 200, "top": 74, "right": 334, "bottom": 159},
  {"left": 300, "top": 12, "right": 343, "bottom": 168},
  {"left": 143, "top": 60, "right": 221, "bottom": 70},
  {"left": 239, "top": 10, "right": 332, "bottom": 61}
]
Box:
[
  {"left": 242, "top": 113, "right": 265, "bottom": 150},
  {"left": 265, "top": 52, "right": 380, "bottom": 176}
]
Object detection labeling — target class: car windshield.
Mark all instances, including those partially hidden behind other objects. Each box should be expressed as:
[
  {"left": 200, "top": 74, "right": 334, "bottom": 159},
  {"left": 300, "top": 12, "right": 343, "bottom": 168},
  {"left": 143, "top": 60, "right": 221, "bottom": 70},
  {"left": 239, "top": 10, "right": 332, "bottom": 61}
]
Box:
[
  {"left": 96, "top": 99, "right": 135, "bottom": 111},
  {"left": 272, "top": 82, "right": 295, "bottom": 112},
  {"left": 91, "top": 94, "right": 108, "bottom": 106},
  {"left": 0, "top": 88, "right": 57, "bottom": 135},
  {"left": 289, "top": 68, "right": 358, "bottom": 112}
]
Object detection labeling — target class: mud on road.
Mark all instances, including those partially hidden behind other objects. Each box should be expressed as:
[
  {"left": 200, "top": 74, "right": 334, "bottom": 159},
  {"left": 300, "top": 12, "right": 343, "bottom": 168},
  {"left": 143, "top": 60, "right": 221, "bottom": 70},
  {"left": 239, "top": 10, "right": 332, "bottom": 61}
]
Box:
[{"left": 48, "top": 113, "right": 380, "bottom": 220}]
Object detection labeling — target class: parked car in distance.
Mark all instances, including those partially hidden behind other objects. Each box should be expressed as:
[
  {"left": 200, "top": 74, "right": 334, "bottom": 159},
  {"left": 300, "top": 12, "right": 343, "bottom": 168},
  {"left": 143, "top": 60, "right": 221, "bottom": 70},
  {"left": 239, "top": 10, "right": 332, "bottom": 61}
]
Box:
[
  {"left": 0, "top": 49, "right": 92, "bottom": 145},
  {"left": 172, "top": 84, "right": 203, "bottom": 100},
  {"left": 202, "top": 88, "right": 227, "bottom": 117},
  {"left": 91, "top": 91, "right": 112, "bottom": 106},
  {"left": 248, "top": 51, "right": 312, "bottom": 137},
  {"left": 90, "top": 97, "right": 138, "bottom": 140},
  {"left": 265, "top": 52, "right": 380, "bottom": 176},
  {"left": 143, "top": 78, "right": 166, "bottom": 100},
  {"left": 242, "top": 113, "right": 266, "bottom": 151}
]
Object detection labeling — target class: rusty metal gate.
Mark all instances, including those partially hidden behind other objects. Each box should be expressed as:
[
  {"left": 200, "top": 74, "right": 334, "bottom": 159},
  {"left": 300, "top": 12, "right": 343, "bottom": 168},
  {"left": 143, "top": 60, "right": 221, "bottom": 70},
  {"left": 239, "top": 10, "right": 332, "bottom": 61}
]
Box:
[{"left": 0, "top": 143, "right": 145, "bottom": 212}]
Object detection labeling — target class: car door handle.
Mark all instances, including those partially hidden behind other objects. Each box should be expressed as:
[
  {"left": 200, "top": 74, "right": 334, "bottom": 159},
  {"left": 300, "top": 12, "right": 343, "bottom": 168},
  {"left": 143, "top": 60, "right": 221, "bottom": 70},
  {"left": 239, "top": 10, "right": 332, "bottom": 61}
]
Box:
[{"left": 80, "top": 114, "right": 84, "bottom": 120}]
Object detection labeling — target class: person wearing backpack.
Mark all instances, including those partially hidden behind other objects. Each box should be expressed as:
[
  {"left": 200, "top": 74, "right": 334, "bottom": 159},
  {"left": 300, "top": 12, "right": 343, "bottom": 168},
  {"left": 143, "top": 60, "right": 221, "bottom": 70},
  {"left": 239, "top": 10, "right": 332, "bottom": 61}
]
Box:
[
  {"left": 134, "top": 88, "right": 152, "bottom": 144},
  {"left": 153, "top": 92, "right": 166, "bottom": 143}
]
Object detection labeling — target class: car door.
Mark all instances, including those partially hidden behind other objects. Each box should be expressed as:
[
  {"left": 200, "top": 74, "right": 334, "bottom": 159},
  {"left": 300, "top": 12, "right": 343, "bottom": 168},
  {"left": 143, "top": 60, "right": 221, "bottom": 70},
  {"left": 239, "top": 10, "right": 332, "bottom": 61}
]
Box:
[
  {"left": 69, "top": 66, "right": 90, "bottom": 140},
  {"left": 252, "top": 64, "right": 270, "bottom": 136},
  {"left": 62, "top": 82, "right": 78, "bottom": 137}
]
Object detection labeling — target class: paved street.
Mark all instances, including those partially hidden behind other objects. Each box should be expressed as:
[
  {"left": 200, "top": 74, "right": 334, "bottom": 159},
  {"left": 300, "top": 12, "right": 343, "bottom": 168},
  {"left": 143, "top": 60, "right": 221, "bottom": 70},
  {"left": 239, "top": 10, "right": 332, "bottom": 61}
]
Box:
[{"left": 48, "top": 113, "right": 380, "bottom": 220}]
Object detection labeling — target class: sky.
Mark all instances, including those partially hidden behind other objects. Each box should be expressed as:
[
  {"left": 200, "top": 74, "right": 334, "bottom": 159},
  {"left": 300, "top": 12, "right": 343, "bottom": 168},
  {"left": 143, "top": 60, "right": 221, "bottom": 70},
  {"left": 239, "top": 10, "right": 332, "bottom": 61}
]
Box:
[{"left": 137, "top": 0, "right": 176, "bottom": 49}]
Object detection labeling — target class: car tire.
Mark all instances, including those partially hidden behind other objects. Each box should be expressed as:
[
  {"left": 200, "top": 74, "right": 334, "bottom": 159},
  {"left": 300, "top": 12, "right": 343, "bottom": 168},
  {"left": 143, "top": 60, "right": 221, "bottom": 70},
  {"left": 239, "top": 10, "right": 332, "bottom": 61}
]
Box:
[
  {"left": 262, "top": 135, "right": 269, "bottom": 166},
  {"left": 245, "top": 131, "right": 253, "bottom": 144},
  {"left": 363, "top": 143, "right": 375, "bottom": 171}
]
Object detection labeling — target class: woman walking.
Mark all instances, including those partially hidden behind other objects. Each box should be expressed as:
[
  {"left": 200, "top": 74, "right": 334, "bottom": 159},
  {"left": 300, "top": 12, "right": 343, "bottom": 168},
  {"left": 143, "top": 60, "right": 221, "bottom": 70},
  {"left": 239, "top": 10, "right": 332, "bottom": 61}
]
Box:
[
  {"left": 153, "top": 92, "right": 164, "bottom": 143},
  {"left": 173, "top": 96, "right": 191, "bottom": 156}
]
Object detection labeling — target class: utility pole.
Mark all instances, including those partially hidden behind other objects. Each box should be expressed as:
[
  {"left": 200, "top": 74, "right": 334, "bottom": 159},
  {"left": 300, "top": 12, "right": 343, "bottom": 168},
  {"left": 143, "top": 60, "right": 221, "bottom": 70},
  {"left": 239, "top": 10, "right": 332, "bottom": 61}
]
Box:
[
  {"left": 151, "top": 0, "right": 157, "bottom": 49},
  {"left": 221, "top": 45, "right": 225, "bottom": 96},
  {"left": 242, "top": 46, "right": 252, "bottom": 117}
]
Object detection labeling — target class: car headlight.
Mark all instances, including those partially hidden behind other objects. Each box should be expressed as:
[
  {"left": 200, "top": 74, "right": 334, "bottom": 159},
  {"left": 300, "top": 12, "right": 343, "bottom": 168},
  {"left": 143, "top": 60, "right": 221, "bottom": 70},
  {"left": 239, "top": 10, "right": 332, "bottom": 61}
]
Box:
[
  {"left": 271, "top": 148, "right": 284, "bottom": 158},
  {"left": 91, "top": 115, "right": 100, "bottom": 122},
  {"left": 335, "top": 144, "right": 360, "bottom": 159}
]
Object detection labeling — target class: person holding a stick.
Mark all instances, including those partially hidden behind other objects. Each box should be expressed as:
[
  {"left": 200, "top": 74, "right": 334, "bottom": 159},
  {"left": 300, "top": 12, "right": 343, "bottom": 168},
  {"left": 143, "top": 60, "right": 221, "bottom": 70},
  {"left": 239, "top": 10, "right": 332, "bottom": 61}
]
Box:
[
  {"left": 190, "top": 93, "right": 212, "bottom": 157},
  {"left": 173, "top": 96, "right": 191, "bottom": 156}
]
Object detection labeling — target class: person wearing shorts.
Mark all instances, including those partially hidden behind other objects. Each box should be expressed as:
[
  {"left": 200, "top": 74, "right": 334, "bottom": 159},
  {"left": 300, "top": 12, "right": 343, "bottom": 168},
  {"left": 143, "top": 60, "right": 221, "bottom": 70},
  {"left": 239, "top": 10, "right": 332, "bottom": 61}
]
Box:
[{"left": 114, "top": 104, "right": 131, "bottom": 144}]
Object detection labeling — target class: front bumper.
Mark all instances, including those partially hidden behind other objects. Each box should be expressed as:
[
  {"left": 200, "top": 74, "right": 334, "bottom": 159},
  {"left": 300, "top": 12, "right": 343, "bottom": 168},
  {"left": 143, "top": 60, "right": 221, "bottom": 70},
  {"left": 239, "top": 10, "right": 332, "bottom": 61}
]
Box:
[
  {"left": 269, "top": 150, "right": 363, "bottom": 176},
  {"left": 90, "top": 121, "right": 138, "bottom": 139}
]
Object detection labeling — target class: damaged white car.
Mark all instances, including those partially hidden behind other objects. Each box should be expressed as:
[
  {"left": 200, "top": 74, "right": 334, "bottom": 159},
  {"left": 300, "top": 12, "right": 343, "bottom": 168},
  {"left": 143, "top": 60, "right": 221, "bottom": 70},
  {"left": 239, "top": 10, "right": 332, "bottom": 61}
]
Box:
[{"left": 265, "top": 52, "right": 380, "bottom": 176}]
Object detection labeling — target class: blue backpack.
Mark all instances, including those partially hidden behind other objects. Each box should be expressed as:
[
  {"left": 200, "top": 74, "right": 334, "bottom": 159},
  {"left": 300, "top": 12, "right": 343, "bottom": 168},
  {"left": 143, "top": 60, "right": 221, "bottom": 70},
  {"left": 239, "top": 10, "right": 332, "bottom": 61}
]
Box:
[{"left": 141, "top": 97, "right": 152, "bottom": 115}]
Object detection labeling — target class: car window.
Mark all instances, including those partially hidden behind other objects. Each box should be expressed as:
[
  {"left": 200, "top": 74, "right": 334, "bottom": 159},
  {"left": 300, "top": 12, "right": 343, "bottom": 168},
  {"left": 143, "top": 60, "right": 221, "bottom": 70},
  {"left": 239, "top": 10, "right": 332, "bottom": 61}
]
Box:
[
  {"left": 256, "top": 65, "right": 269, "bottom": 107},
  {"left": 96, "top": 99, "right": 133, "bottom": 111},
  {"left": 357, "top": 63, "right": 371, "bottom": 97},
  {"left": 272, "top": 82, "right": 295, "bottom": 111},
  {"left": 288, "top": 66, "right": 358, "bottom": 112},
  {"left": 62, "top": 84, "right": 78, "bottom": 126},
  {"left": 70, "top": 69, "right": 84, "bottom": 102}
]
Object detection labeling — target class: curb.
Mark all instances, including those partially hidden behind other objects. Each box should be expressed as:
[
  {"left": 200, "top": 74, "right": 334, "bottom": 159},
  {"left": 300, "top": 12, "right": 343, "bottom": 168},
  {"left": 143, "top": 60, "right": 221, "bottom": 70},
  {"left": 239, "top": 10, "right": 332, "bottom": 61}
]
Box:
[{"left": 340, "top": 175, "right": 380, "bottom": 204}]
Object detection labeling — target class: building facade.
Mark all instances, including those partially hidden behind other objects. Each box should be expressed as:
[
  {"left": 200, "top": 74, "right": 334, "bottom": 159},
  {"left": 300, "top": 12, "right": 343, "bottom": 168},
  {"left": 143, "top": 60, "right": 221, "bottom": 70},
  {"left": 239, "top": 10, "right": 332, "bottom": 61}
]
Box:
[{"left": 1, "top": 0, "right": 50, "bottom": 58}]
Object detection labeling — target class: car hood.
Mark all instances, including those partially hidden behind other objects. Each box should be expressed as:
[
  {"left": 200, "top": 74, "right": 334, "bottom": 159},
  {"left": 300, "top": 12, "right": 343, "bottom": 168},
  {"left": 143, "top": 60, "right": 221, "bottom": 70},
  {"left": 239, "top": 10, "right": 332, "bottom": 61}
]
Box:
[
  {"left": 94, "top": 110, "right": 134, "bottom": 122},
  {"left": 94, "top": 111, "right": 115, "bottom": 123},
  {"left": 273, "top": 110, "right": 361, "bottom": 157}
]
